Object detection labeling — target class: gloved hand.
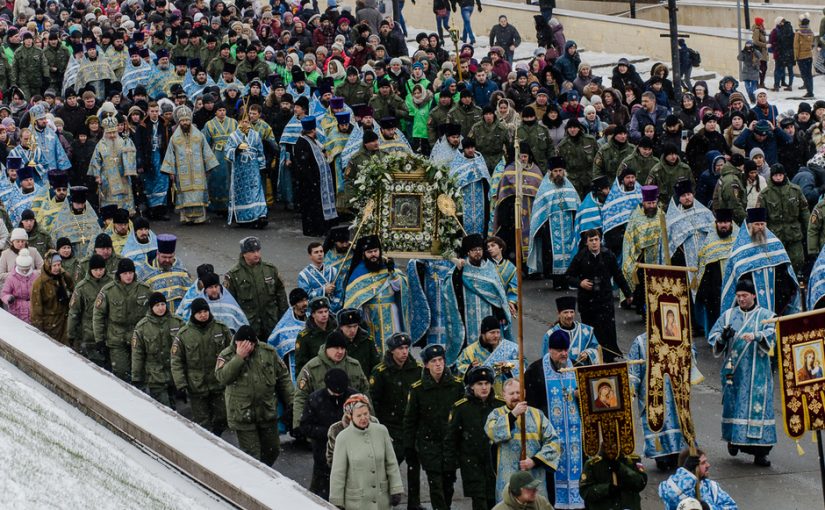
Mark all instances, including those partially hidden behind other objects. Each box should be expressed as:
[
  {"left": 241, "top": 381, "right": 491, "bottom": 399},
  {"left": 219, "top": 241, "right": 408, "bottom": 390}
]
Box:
[
  {"left": 386, "top": 257, "right": 395, "bottom": 272},
  {"left": 721, "top": 326, "right": 735, "bottom": 341},
  {"left": 390, "top": 493, "right": 403, "bottom": 506}
]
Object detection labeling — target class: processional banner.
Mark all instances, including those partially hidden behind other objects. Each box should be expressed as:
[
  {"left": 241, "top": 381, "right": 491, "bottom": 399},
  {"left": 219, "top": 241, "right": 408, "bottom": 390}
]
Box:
[{"left": 575, "top": 362, "right": 635, "bottom": 459}]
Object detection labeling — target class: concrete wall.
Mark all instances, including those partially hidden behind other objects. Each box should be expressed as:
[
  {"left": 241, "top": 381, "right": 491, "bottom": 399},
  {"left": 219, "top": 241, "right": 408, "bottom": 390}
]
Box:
[
  {"left": 403, "top": 0, "right": 745, "bottom": 76},
  {"left": 627, "top": 1, "right": 824, "bottom": 30}
]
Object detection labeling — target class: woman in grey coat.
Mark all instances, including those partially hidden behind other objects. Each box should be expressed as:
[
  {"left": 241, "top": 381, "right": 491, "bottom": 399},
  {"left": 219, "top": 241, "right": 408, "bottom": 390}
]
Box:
[
  {"left": 738, "top": 40, "right": 763, "bottom": 102},
  {"left": 329, "top": 395, "right": 404, "bottom": 510}
]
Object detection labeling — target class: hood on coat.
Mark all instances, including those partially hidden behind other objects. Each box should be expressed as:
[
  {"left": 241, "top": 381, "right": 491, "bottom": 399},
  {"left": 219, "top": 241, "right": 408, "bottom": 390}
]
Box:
[
  {"left": 564, "top": 40, "right": 577, "bottom": 51},
  {"left": 692, "top": 80, "right": 709, "bottom": 96},
  {"left": 718, "top": 76, "right": 740, "bottom": 93},
  {"left": 650, "top": 62, "right": 669, "bottom": 79},
  {"left": 706, "top": 150, "right": 724, "bottom": 172}
]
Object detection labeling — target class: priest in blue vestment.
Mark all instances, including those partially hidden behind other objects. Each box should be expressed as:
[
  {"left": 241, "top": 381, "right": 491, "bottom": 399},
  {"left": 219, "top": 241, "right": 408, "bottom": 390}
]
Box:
[{"left": 449, "top": 137, "right": 491, "bottom": 236}]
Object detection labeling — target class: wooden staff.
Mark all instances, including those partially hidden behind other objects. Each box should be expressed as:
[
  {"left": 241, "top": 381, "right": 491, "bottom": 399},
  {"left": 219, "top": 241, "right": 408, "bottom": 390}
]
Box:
[
  {"left": 448, "top": 17, "right": 463, "bottom": 82},
  {"left": 513, "top": 133, "right": 527, "bottom": 460},
  {"left": 329, "top": 198, "right": 375, "bottom": 288}
]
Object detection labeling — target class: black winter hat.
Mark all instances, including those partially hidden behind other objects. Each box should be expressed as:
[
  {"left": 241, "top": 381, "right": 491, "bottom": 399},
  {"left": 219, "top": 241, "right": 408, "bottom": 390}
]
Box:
[
  {"left": 338, "top": 308, "right": 361, "bottom": 326},
  {"left": 466, "top": 365, "right": 495, "bottom": 385},
  {"left": 116, "top": 258, "right": 135, "bottom": 277},
  {"left": 386, "top": 332, "right": 412, "bottom": 351},
  {"left": 421, "top": 344, "right": 446, "bottom": 363},
  {"left": 234, "top": 324, "right": 258, "bottom": 342},
  {"left": 202, "top": 272, "right": 220, "bottom": 288},
  {"left": 190, "top": 297, "right": 210, "bottom": 315},
  {"left": 289, "top": 287, "right": 309, "bottom": 305},
  {"left": 89, "top": 254, "right": 106, "bottom": 271},
  {"left": 149, "top": 292, "right": 166, "bottom": 308},
  {"left": 325, "top": 368, "right": 349, "bottom": 393},
  {"left": 480, "top": 315, "right": 500, "bottom": 334},
  {"left": 56, "top": 237, "right": 72, "bottom": 250},
  {"left": 325, "top": 330, "right": 348, "bottom": 349},
  {"left": 21, "top": 209, "right": 35, "bottom": 221},
  {"left": 95, "top": 233, "right": 113, "bottom": 249}
]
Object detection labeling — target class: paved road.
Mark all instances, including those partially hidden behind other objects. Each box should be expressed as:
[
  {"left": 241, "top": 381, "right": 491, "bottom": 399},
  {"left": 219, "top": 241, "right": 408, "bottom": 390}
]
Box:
[{"left": 162, "top": 209, "right": 821, "bottom": 509}]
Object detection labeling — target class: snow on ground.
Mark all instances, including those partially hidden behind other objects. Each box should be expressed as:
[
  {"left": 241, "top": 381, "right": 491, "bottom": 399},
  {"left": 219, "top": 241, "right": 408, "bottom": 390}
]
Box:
[
  {"left": 0, "top": 356, "right": 227, "bottom": 510},
  {"left": 408, "top": 24, "right": 818, "bottom": 115}
]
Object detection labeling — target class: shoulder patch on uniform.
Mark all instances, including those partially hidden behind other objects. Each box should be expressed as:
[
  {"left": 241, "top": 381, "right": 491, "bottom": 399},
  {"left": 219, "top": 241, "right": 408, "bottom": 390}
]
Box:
[
  {"left": 216, "top": 356, "right": 226, "bottom": 369},
  {"left": 580, "top": 472, "right": 587, "bottom": 481},
  {"left": 812, "top": 212, "right": 819, "bottom": 224},
  {"left": 95, "top": 290, "right": 105, "bottom": 308},
  {"left": 298, "top": 377, "right": 308, "bottom": 390},
  {"left": 411, "top": 380, "right": 423, "bottom": 388},
  {"left": 171, "top": 339, "right": 180, "bottom": 356},
  {"left": 454, "top": 397, "right": 468, "bottom": 407},
  {"left": 369, "top": 376, "right": 376, "bottom": 385}
]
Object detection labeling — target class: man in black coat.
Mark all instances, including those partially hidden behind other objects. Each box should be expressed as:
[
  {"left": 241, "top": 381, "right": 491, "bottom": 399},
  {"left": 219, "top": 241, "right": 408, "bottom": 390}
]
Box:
[
  {"left": 300, "top": 368, "right": 357, "bottom": 500},
  {"left": 133, "top": 102, "right": 173, "bottom": 220},
  {"left": 565, "top": 229, "right": 632, "bottom": 361}
]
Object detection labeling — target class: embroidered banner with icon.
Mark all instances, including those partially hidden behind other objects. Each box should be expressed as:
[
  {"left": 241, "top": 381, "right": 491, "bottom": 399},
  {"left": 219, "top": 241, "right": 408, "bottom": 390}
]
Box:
[
  {"left": 575, "top": 362, "right": 635, "bottom": 459},
  {"left": 776, "top": 309, "right": 825, "bottom": 439},
  {"left": 643, "top": 264, "right": 698, "bottom": 450}
]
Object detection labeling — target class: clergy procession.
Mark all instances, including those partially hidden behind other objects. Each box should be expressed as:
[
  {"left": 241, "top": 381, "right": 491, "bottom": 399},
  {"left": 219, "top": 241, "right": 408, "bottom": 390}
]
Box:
[{"left": 6, "top": 0, "right": 825, "bottom": 507}]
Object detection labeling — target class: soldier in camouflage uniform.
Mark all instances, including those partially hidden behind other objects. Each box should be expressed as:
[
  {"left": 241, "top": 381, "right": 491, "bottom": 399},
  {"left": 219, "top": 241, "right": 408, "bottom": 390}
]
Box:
[
  {"left": 131, "top": 292, "right": 184, "bottom": 408},
  {"left": 68, "top": 254, "right": 111, "bottom": 364},
  {"left": 224, "top": 236, "right": 288, "bottom": 339},
  {"left": 370, "top": 333, "right": 424, "bottom": 510},
  {"left": 469, "top": 106, "right": 510, "bottom": 172},
  {"left": 807, "top": 198, "right": 825, "bottom": 259},
  {"left": 338, "top": 307, "right": 381, "bottom": 377},
  {"left": 404, "top": 344, "right": 465, "bottom": 510},
  {"left": 428, "top": 93, "right": 455, "bottom": 145},
  {"left": 369, "top": 77, "right": 409, "bottom": 121},
  {"left": 11, "top": 32, "right": 48, "bottom": 99},
  {"left": 517, "top": 107, "right": 555, "bottom": 173},
  {"left": 293, "top": 331, "right": 370, "bottom": 429},
  {"left": 593, "top": 126, "right": 636, "bottom": 182},
  {"left": 43, "top": 32, "right": 69, "bottom": 87},
  {"left": 74, "top": 233, "right": 122, "bottom": 282},
  {"left": 757, "top": 163, "right": 810, "bottom": 273},
  {"left": 335, "top": 66, "right": 374, "bottom": 106},
  {"left": 556, "top": 118, "right": 598, "bottom": 197},
  {"left": 448, "top": 91, "right": 483, "bottom": 138},
  {"left": 712, "top": 156, "right": 748, "bottom": 225},
  {"left": 618, "top": 138, "right": 659, "bottom": 186},
  {"left": 294, "top": 297, "right": 339, "bottom": 375},
  {"left": 216, "top": 325, "right": 294, "bottom": 466},
  {"left": 92, "top": 258, "right": 151, "bottom": 381},
  {"left": 171, "top": 298, "right": 231, "bottom": 436}
]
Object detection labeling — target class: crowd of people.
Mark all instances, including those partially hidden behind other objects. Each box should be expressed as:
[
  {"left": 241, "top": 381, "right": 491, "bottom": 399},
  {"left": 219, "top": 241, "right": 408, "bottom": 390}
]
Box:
[{"left": 2, "top": 0, "right": 824, "bottom": 507}]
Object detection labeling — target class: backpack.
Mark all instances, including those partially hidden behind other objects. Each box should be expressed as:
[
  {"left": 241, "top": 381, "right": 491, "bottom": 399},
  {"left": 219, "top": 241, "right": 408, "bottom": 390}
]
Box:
[{"left": 688, "top": 48, "right": 701, "bottom": 68}]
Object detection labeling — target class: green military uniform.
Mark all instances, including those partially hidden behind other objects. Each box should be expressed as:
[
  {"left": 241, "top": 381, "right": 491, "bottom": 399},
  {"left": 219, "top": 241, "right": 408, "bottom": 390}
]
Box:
[
  {"left": 335, "top": 80, "right": 373, "bottom": 107},
  {"left": 517, "top": 122, "right": 555, "bottom": 174},
  {"left": 43, "top": 44, "right": 70, "bottom": 91},
  {"left": 758, "top": 179, "right": 810, "bottom": 272},
  {"left": 11, "top": 44, "right": 48, "bottom": 99},
  {"left": 0, "top": 48, "right": 10, "bottom": 91},
  {"left": 469, "top": 119, "right": 509, "bottom": 171},
  {"left": 448, "top": 103, "right": 483, "bottom": 138},
  {"left": 594, "top": 138, "right": 636, "bottom": 181},
  {"left": 808, "top": 198, "right": 825, "bottom": 256},
  {"left": 92, "top": 278, "right": 151, "bottom": 381},
  {"left": 369, "top": 92, "right": 409, "bottom": 123},
  {"left": 404, "top": 368, "right": 465, "bottom": 510},
  {"left": 347, "top": 328, "right": 381, "bottom": 377},
  {"left": 236, "top": 58, "right": 269, "bottom": 84},
  {"left": 712, "top": 163, "right": 747, "bottom": 225},
  {"left": 61, "top": 255, "right": 81, "bottom": 283},
  {"left": 428, "top": 103, "right": 453, "bottom": 144},
  {"left": 370, "top": 355, "right": 424, "bottom": 508},
  {"left": 445, "top": 393, "right": 507, "bottom": 510},
  {"left": 224, "top": 256, "right": 288, "bottom": 339},
  {"left": 579, "top": 453, "right": 648, "bottom": 510},
  {"left": 215, "top": 339, "right": 294, "bottom": 465},
  {"left": 199, "top": 46, "right": 221, "bottom": 74},
  {"left": 293, "top": 316, "right": 338, "bottom": 376},
  {"left": 619, "top": 150, "right": 659, "bottom": 187},
  {"left": 171, "top": 316, "right": 231, "bottom": 435},
  {"left": 206, "top": 57, "right": 235, "bottom": 81},
  {"left": 171, "top": 42, "right": 196, "bottom": 61},
  {"left": 131, "top": 309, "right": 184, "bottom": 408},
  {"left": 557, "top": 133, "right": 598, "bottom": 196},
  {"left": 293, "top": 346, "right": 370, "bottom": 429},
  {"left": 68, "top": 271, "right": 111, "bottom": 364},
  {"left": 74, "top": 253, "right": 122, "bottom": 283},
  {"left": 26, "top": 224, "right": 53, "bottom": 258},
  {"left": 646, "top": 156, "right": 694, "bottom": 209}
]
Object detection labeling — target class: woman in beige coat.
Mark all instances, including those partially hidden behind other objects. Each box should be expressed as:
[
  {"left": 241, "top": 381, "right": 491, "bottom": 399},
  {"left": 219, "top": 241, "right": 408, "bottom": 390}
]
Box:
[{"left": 329, "top": 395, "right": 404, "bottom": 510}]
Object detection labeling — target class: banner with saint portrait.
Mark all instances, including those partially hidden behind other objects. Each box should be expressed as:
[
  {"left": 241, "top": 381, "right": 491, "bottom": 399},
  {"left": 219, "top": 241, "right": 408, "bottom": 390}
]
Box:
[
  {"left": 575, "top": 363, "right": 635, "bottom": 459},
  {"left": 642, "top": 264, "right": 698, "bottom": 450},
  {"left": 775, "top": 309, "right": 825, "bottom": 440}
]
